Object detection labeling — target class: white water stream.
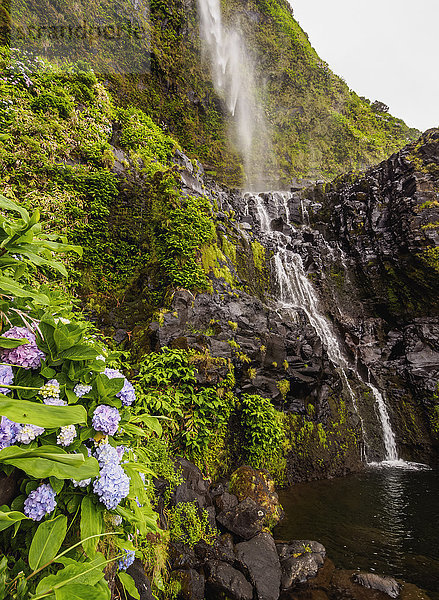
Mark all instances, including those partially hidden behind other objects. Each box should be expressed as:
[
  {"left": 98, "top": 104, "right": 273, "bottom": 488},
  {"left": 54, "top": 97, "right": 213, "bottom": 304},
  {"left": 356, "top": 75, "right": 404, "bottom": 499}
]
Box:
[{"left": 247, "top": 192, "right": 415, "bottom": 466}]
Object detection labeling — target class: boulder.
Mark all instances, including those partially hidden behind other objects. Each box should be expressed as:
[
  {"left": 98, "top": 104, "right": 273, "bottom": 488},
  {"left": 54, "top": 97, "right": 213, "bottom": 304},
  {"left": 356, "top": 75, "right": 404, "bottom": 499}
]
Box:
[
  {"left": 205, "top": 560, "right": 254, "bottom": 600},
  {"left": 170, "top": 569, "right": 205, "bottom": 600},
  {"left": 216, "top": 497, "right": 266, "bottom": 540},
  {"left": 126, "top": 559, "right": 154, "bottom": 600},
  {"left": 352, "top": 573, "right": 401, "bottom": 598},
  {"left": 214, "top": 491, "right": 239, "bottom": 513},
  {"left": 171, "top": 458, "right": 212, "bottom": 508},
  {"left": 280, "top": 552, "right": 325, "bottom": 590},
  {"left": 235, "top": 532, "right": 281, "bottom": 600},
  {"left": 229, "top": 466, "right": 284, "bottom": 528}
]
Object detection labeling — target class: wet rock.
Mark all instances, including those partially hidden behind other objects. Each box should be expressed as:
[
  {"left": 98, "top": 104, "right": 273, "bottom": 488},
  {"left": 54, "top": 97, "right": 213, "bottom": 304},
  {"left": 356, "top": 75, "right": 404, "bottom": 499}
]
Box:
[
  {"left": 216, "top": 497, "right": 266, "bottom": 540},
  {"left": 171, "top": 569, "right": 205, "bottom": 600},
  {"left": 171, "top": 458, "right": 212, "bottom": 508},
  {"left": 331, "top": 569, "right": 399, "bottom": 599},
  {"left": 280, "top": 552, "right": 325, "bottom": 590},
  {"left": 352, "top": 573, "right": 401, "bottom": 598},
  {"left": 229, "top": 466, "right": 284, "bottom": 528},
  {"left": 276, "top": 540, "right": 326, "bottom": 560},
  {"left": 194, "top": 534, "right": 235, "bottom": 565},
  {"left": 213, "top": 491, "right": 239, "bottom": 513},
  {"left": 205, "top": 560, "right": 254, "bottom": 600},
  {"left": 235, "top": 532, "right": 281, "bottom": 600},
  {"left": 126, "top": 559, "right": 154, "bottom": 600}
]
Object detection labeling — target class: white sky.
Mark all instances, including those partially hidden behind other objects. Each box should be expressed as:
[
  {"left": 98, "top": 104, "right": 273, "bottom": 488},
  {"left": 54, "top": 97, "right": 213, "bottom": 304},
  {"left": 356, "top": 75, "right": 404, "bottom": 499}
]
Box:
[{"left": 287, "top": 0, "right": 439, "bottom": 132}]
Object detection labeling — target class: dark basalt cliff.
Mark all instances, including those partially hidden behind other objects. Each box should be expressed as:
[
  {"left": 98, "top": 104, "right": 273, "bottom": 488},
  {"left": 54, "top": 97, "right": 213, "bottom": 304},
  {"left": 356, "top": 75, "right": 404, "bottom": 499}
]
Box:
[{"left": 130, "top": 130, "right": 439, "bottom": 479}]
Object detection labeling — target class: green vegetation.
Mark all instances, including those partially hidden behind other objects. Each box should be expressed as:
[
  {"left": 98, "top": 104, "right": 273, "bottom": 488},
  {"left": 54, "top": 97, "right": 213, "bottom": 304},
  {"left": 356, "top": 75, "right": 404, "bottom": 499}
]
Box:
[{"left": 167, "top": 502, "right": 217, "bottom": 548}]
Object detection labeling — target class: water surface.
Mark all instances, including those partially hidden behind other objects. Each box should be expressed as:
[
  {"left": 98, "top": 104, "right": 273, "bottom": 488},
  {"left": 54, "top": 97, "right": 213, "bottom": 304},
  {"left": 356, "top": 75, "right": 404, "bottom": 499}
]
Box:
[{"left": 274, "top": 468, "right": 439, "bottom": 598}]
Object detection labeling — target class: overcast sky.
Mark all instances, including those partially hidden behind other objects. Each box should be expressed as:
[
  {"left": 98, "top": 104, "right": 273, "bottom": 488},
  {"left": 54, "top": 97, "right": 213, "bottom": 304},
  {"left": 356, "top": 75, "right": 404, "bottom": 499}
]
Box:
[{"left": 287, "top": 0, "right": 439, "bottom": 132}]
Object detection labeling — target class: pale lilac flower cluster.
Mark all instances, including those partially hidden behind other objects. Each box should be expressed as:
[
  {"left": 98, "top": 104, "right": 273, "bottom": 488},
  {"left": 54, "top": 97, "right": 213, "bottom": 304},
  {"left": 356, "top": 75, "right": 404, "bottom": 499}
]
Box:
[
  {"left": 93, "top": 441, "right": 130, "bottom": 509},
  {"left": 44, "top": 397, "right": 66, "bottom": 406},
  {"left": 92, "top": 405, "right": 120, "bottom": 436},
  {"left": 74, "top": 383, "right": 92, "bottom": 398},
  {"left": 72, "top": 478, "right": 91, "bottom": 488},
  {"left": 23, "top": 483, "right": 56, "bottom": 521},
  {"left": 1, "top": 327, "right": 45, "bottom": 370},
  {"left": 93, "top": 463, "right": 130, "bottom": 510},
  {"left": 0, "top": 416, "right": 21, "bottom": 449},
  {"left": 0, "top": 364, "right": 14, "bottom": 394},
  {"left": 108, "top": 514, "right": 123, "bottom": 527},
  {"left": 57, "top": 425, "right": 76, "bottom": 447},
  {"left": 104, "top": 368, "right": 136, "bottom": 406},
  {"left": 118, "top": 549, "right": 135, "bottom": 571},
  {"left": 16, "top": 424, "right": 45, "bottom": 444}
]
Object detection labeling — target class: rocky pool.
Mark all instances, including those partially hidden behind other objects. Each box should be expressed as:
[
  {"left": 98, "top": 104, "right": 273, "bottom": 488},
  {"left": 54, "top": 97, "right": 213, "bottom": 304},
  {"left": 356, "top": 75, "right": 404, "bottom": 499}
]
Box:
[{"left": 274, "top": 467, "right": 439, "bottom": 598}]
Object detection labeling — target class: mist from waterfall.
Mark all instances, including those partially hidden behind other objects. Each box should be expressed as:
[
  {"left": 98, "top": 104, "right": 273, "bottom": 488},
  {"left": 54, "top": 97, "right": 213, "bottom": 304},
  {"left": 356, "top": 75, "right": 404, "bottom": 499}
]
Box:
[{"left": 196, "top": 0, "right": 272, "bottom": 188}]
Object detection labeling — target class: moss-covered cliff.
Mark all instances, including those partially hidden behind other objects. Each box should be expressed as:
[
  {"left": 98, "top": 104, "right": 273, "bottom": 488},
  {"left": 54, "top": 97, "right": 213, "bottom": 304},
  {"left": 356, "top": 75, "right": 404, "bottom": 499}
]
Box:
[{"left": 2, "top": 0, "right": 419, "bottom": 186}]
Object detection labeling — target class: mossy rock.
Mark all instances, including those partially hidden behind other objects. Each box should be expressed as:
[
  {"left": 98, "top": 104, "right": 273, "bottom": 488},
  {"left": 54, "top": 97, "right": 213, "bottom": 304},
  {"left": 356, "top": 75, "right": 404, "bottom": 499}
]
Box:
[{"left": 229, "top": 465, "right": 283, "bottom": 529}]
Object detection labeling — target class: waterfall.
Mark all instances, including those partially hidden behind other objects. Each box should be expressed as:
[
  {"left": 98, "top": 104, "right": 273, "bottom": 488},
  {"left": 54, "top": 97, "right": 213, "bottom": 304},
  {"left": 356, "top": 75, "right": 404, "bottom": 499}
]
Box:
[
  {"left": 196, "top": 0, "right": 271, "bottom": 187},
  {"left": 247, "top": 191, "right": 416, "bottom": 467}
]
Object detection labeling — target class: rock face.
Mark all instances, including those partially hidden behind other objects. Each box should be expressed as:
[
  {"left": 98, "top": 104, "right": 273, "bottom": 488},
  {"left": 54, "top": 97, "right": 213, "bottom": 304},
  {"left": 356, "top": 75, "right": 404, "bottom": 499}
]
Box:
[
  {"left": 352, "top": 573, "right": 401, "bottom": 598},
  {"left": 235, "top": 533, "right": 282, "bottom": 600}
]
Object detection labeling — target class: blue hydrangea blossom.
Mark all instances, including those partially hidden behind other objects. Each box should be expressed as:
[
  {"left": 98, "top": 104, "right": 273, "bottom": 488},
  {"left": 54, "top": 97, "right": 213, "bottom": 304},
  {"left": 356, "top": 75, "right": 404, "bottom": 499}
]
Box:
[
  {"left": 104, "top": 368, "right": 136, "bottom": 406},
  {"left": 23, "top": 483, "right": 56, "bottom": 521},
  {"left": 16, "top": 424, "right": 44, "bottom": 444},
  {"left": 0, "top": 416, "right": 21, "bottom": 449},
  {"left": 0, "top": 364, "right": 14, "bottom": 394},
  {"left": 118, "top": 549, "right": 135, "bottom": 571},
  {"left": 92, "top": 405, "right": 120, "bottom": 436},
  {"left": 74, "top": 383, "right": 92, "bottom": 398},
  {"left": 95, "top": 443, "right": 120, "bottom": 467},
  {"left": 93, "top": 463, "right": 130, "bottom": 510},
  {"left": 57, "top": 425, "right": 76, "bottom": 447}
]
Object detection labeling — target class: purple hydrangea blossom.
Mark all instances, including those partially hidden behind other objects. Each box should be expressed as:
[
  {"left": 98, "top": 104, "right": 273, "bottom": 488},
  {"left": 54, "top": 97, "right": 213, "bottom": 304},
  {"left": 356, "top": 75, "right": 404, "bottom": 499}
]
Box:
[
  {"left": 116, "top": 446, "right": 127, "bottom": 461},
  {"left": 74, "top": 383, "right": 92, "bottom": 398},
  {"left": 92, "top": 405, "right": 120, "bottom": 436},
  {"left": 0, "top": 416, "right": 21, "bottom": 449},
  {"left": 1, "top": 327, "right": 45, "bottom": 370},
  {"left": 93, "top": 463, "right": 130, "bottom": 510},
  {"left": 118, "top": 549, "right": 135, "bottom": 571},
  {"left": 57, "top": 425, "right": 76, "bottom": 447},
  {"left": 16, "top": 424, "right": 45, "bottom": 444},
  {"left": 0, "top": 364, "right": 14, "bottom": 394},
  {"left": 104, "top": 368, "right": 136, "bottom": 407},
  {"left": 95, "top": 443, "right": 120, "bottom": 467},
  {"left": 23, "top": 483, "right": 56, "bottom": 521}
]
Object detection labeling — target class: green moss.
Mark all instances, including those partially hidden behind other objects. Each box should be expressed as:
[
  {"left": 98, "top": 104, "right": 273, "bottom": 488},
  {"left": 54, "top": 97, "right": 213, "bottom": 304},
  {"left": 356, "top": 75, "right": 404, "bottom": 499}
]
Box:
[{"left": 251, "top": 240, "right": 266, "bottom": 272}]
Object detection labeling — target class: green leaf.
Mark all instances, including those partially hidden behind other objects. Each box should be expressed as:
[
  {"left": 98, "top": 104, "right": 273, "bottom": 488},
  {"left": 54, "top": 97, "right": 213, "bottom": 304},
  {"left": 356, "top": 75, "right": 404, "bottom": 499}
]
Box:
[
  {"left": 53, "top": 329, "right": 75, "bottom": 353},
  {"left": 80, "top": 497, "right": 103, "bottom": 558},
  {"left": 0, "top": 507, "right": 28, "bottom": 532},
  {"left": 58, "top": 346, "right": 99, "bottom": 361},
  {"left": 0, "top": 336, "right": 29, "bottom": 349},
  {"left": 118, "top": 572, "right": 140, "bottom": 600},
  {"left": 54, "top": 583, "right": 109, "bottom": 600},
  {"left": 0, "top": 397, "right": 87, "bottom": 427},
  {"left": 29, "top": 515, "right": 67, "bottom": 571},
  {"left": 0, "top": 194, "right": 29, "bottom": 221},
  {"left": 0, "top": 446, "right": 99, "bottom": 480},
  {"left": 35, "top": 553, "right": 107, "bottom": 595},
  {"left": 0, "top": 275, "right": 50, "bottom": 304}
]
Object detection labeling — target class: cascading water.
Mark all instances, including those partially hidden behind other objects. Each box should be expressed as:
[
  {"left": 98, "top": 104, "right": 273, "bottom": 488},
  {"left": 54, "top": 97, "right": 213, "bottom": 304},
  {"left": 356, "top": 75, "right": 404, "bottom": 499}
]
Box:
[
  {"left": 246, "top": 191, "right": 417, "bottom": 467},
  {"left": 196, "top": 0, "right": 271, "bottom": 187}
]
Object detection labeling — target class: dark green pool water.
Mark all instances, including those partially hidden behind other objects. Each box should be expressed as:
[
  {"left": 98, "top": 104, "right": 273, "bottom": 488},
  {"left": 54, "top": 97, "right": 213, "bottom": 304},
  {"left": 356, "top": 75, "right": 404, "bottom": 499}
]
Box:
[{"left": 274, "top": 467, "right": 439, "bottom": 598}]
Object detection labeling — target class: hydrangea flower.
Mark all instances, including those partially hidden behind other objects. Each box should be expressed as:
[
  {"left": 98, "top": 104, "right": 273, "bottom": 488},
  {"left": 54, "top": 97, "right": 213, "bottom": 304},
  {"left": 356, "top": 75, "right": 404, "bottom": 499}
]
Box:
[
  {"left": 40, "top": 379, "right": 60, "bottom": 399},
  {"left": 74, "top": 383, "right": 92, "bottom": 398},
  {"left": 93, "top": 464, "right": 130, "bottom": 510},
  {"left": 104, "top": 368, "right": 136, "bottom": 406},
  {"left": 72, "top": 478, "right": 92, "bottom": 488},
  {"left": 0, "top": 416, "right": 21, "bottom": 449},
  {"left": 0, "top": 364, "right": 14, "bottom": 394},
  {"left": 16, "top": 424, "right": 44, "bottom": 444},
  {"left": 92, "top": 405, "right": 120, "bottom": 436},
  {"left": 16, "top": 424, "right": 43, "bottom": 444},
  {"left": 95, "top": 443, "right": 120, "bottom": 467},
  {"left": 1, "top": 327, "right": 45, "bottom": 370},
  {"left": 43, "top": 397, "right": 66, "bottom": 406},
  {"left": 24, "top": 483, "right": 56, "bottom": 521},
  {"left": 118, "top": 549, "right": 135, "bottom": 571},
  {"left": 57, "top": 425, "right": 76, "bottom": 447},
  {"left": 108, "top": 514, "right": 123, "bottom": 527},
  {"left": 116, "top": 446, "right": 127, "bottom": 461}
]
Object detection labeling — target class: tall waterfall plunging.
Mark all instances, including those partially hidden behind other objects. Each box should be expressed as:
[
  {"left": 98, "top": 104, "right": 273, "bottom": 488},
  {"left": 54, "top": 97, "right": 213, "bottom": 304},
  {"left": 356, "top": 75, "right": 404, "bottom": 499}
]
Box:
[
  {"left": 245, "top": 191, "right": 413, "bottom": 467},
  {"left": 196, "top": 0, "right": 271, "bottom": 186}
]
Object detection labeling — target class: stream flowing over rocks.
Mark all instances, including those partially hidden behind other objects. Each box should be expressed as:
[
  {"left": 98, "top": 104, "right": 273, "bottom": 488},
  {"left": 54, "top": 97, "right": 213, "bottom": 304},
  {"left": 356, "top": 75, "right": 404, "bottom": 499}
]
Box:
[{"left": 142, "top": 130, "right": 439, "bottom": 479}]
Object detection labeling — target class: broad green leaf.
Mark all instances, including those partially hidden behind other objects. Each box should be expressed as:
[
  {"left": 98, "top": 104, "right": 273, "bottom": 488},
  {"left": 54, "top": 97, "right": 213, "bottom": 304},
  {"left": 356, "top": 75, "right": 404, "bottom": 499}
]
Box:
[
  {"left": 58, "top": 346, "right": 99, "bottom": 361},
  {"left": 0, "top": 275, "right": 50, "bottom": 304},
  {"left": 0, "top": 194, "right": 29, "bottom": 221},
  {"left": 142, "top": 415, "right": 162, "bottom": 436},
  {"left": 0, "top": 336, "right": 29, "bottom": 349},
  {"left": 80, "top": 497, "right": 103, "bottom": 558},
  {"left": 0, "top": 507, "right": 28, "bottom": 532},
  {"left": 0, "top": 446, "right": 99, "bottom": 480},
  {"left": 53, "top": 329, "right": 74, "bottom": 353},
  {"left": 0, "top": 396, "right": 87, "bottom": 427},
  {"left": 29, "top": 515, "right": 67, "bottom": 571},
  {"left": 55, "top": 583, "right": 108, "bottom": 600},
  {"left": 118, "top": 573, "right": 140, "bottom": 600},
  {"left": 35, "top": 553, "right": 107, "bottom": 595}
]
